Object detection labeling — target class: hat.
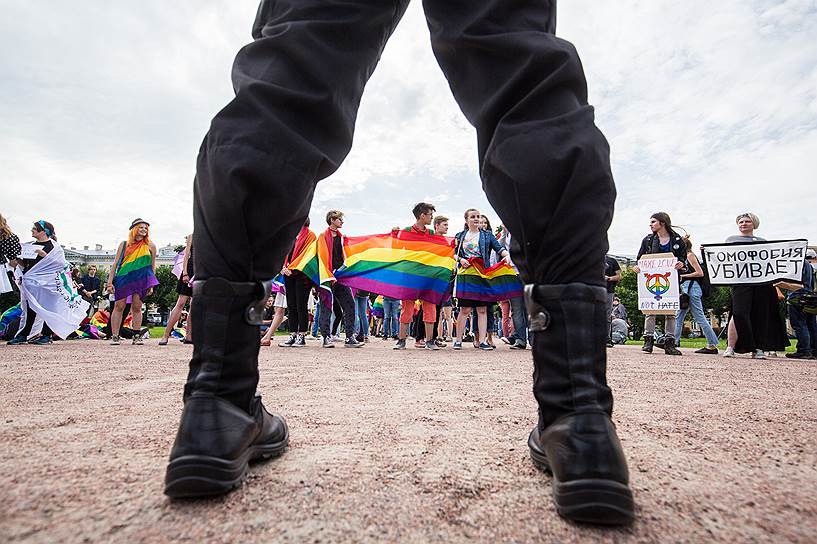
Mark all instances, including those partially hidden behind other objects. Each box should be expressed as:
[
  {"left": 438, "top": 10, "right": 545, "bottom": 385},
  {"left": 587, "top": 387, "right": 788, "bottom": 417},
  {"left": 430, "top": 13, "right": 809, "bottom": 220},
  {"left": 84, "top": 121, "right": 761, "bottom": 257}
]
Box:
[
  {"left": 806, "top": 249, "right": 817, "bottom": 259},
  {"left": 129, "top": 218, "right": 150, "bottom": 230}
]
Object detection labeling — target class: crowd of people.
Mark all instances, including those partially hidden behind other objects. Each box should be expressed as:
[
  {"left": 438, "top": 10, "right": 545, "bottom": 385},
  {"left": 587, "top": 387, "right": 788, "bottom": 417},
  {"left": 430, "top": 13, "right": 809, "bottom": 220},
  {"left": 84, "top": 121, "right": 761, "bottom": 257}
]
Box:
[{"left": 2, "top": 209, "right": 814, "bottom": 360}]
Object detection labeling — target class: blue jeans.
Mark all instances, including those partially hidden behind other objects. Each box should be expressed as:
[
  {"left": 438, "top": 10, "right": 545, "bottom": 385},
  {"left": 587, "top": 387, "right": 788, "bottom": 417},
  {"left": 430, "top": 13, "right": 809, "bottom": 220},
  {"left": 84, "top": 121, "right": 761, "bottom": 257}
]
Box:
[
  {"left": 788, "top": 303, "right": 816, "bottom": 356},
  {"left": 354, "top": 295, "right": 369, "bottom": 337},
  {"left": 675, "top": 281, "right": 719, "bottom": 346},
  {"left": 311, "top": 301, "right": 324, "bottom": 337},
  {"left": 382, "top": 297, "right": 400, "bottom": 338}
]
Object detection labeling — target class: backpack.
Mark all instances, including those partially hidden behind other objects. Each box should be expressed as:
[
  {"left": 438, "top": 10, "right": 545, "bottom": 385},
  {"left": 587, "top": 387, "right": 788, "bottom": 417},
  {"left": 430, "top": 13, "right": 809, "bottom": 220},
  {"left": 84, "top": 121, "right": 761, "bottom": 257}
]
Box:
[{"left": 698, "top": 253, "right": 713, "bottom": 299}]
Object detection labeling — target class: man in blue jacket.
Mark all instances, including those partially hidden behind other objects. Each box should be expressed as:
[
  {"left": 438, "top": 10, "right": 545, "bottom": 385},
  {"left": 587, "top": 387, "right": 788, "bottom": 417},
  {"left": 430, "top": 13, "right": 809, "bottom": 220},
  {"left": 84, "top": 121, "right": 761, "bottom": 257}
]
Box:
[{"left": 166, "top": 0, "right": 634, "bottom": 525}]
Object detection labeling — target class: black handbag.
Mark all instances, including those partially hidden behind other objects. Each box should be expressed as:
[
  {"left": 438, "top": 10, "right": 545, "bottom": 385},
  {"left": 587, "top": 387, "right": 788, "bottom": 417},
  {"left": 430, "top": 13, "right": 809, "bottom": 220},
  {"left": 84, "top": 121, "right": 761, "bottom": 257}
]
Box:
[{"left": 679, "top": 293, "right": 690, "bottom": 309}]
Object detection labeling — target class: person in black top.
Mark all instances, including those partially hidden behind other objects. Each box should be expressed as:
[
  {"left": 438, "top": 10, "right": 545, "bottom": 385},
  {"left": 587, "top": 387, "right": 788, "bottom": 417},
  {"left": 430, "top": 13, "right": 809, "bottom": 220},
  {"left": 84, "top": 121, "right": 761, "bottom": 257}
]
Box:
[
  {"left": 604, "top": 255, "right": 621, "bottom": 347},
  {"left": 8, "top": 220, "right": 56, "bottom": 345},
  {"left": 633, "top": 212, "right": 687, "bottom": 355},
  {"left": 317, "top": 210, "right": 362, "bottom": 349},
  {"left": 0, "top": 213, "right": 22, "bottom": 293},
  {"left": 80, "top": 265, "right": 101, "bottom": 315}
]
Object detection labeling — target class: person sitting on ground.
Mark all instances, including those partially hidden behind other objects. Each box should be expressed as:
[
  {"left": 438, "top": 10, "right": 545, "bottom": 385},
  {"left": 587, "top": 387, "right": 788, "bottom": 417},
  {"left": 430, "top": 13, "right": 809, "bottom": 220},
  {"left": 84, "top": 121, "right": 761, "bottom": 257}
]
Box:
[{"left": 80, "top": 265, "right": 101, "bottom": 317}]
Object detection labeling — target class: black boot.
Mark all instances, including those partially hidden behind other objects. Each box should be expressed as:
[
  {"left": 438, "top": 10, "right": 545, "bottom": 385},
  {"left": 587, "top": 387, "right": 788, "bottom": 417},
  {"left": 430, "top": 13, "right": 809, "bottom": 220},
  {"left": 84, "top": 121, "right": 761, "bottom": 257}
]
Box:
[
  {"left": 642, "top": 335, "right": 654, "bottom": 353},
  {"left": 525, "top": 283, "right": 634, "bottom": 525},
  {"left": 663, "top": 336, "right": 682, "bottom": 356},
  {"left": 164, "top": 278, "right": 289, "bottom": 498}
]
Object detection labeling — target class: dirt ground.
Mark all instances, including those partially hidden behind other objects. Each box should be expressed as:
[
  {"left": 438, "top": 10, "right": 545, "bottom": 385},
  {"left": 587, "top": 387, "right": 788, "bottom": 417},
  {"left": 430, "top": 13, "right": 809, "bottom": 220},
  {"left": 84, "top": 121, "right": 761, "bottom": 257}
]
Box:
[{"left": 1, "top": 338, "right": 815, "bottom": 543}]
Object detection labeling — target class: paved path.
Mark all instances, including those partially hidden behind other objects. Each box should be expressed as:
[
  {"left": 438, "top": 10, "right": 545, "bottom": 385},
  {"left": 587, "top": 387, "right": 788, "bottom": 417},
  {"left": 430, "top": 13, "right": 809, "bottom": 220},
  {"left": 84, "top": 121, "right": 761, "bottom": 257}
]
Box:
[{"left": 1, "top": 339, "right": 815, "bottom": 543}]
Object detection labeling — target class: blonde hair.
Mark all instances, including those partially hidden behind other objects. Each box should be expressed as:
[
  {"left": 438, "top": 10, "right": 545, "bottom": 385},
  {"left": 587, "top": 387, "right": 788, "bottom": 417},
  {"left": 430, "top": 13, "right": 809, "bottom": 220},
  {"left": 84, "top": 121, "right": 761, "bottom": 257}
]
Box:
[
  {"left": 127, "top": 223, "right": 151, "bottom": 246},
  {"left": 0, "top": 213, "right": 11, "bottom": 240},
  {"left": 325, "top": 210, "right": 344, "bottom": 225},
  {"left": 735, "top": 212, "right": 760, "bottom": 229}
]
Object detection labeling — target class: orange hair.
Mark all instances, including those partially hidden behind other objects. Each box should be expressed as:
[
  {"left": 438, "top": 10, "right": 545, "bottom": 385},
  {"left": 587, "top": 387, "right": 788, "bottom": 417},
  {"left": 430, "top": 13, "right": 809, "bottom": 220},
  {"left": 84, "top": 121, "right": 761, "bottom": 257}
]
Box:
[{"left": 128, "top": 223, "right": 151, "bottom": 246}]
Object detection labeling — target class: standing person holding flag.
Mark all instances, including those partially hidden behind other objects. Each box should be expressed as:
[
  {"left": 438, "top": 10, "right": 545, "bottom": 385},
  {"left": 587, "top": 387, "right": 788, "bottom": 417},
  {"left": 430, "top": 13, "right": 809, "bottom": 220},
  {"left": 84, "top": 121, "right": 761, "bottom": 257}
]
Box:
[
  {"left": 393, "top": 202, "right": 441, "bottom": 350},
  {"left": 277, "top": 218, "right": 317, "bottom": 348},
  {"left": 452, "top": 209, "right": 510, "bottom": 351},
  {"left": 317, "top": 211, "right": 362, "bottom": 349}
]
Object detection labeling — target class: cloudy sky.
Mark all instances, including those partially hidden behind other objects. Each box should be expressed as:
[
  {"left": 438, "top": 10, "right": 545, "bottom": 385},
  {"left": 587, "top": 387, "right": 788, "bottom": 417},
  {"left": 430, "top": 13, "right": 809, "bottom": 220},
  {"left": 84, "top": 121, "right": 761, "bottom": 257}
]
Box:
[{"left": 2, "top": 0, "right": 816, "bottom": 256}]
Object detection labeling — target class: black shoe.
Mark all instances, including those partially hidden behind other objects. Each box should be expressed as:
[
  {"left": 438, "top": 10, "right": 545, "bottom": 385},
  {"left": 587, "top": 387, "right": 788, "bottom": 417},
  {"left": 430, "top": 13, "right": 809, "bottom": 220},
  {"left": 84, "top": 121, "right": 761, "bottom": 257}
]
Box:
[
  {"left": 322, "top": 336, "right": 334, "bottom": 348},
  {"left": 7, "top": 334, "right": 28, "bottom": 345},
  {"left": 785, "top": 352, "right": 812, "bottom": 359},
  {"left": 641, "top": 335, "right": 654, "bottom": 353},
  {"left": 525, "top": 283, "right": 634, "bottom": 525},
  {"left": 164, "top": 394, "right": 288, "bottom": 498},
  {"left": 663, "top": 337, "right": 682, "bottom": 356},
  {"left": 694, "top": 346, "right": 718, "bottom": 355},
  {"left": 292, "top": 334, "right": 306, "bottom": 347},
  {"left": 278, "top": 333, "right": 296, "bottom": 347},
  {"left": 606, "top": 341, "right": 614, "bottom": 348},
  {"left": 344, "top": 336, "right": 364, "bottom": 348},
  {"left": 528, "top": 412, "right": 634, "bottom": 525},
  {"left": 393, "top": 338, "right": 406, "bottom": 350},
  {"left": 510, "top": 339, "right": 527, "bottom": 350}
]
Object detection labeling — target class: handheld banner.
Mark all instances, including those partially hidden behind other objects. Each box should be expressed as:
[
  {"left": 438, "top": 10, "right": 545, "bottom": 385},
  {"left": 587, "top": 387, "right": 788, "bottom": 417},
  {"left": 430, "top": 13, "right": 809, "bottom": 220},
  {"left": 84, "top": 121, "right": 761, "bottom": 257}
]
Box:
[
  {"left": 637, "top": 252, "right": 679, "bottom": 315},
  {"left": 701, "top": 239, "right": 808, "bottom": 286}
]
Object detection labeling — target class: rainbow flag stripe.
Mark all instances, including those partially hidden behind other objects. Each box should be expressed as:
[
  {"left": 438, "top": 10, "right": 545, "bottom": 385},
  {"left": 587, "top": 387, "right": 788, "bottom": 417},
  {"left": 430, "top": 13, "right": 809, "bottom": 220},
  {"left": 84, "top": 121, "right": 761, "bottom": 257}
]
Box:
[
  {"left": 287, "top": 230, "right": 333, "bottom": 298},
  {"left": 112, "top": 241, "right": 159, "bottom": 301},
  {"left": 335, "top": 231, "right": 455, "bottom": 304},
  {"left": 455, "top": 258, "right": 523, "bottom": 302}
]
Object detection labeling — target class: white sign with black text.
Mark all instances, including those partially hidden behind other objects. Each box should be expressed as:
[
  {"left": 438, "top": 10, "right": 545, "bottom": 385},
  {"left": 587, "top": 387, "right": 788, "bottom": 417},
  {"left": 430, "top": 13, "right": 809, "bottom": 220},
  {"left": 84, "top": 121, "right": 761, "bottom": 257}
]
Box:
[{"left": 701, "top": 239, "right": 808, "bottom": 286}]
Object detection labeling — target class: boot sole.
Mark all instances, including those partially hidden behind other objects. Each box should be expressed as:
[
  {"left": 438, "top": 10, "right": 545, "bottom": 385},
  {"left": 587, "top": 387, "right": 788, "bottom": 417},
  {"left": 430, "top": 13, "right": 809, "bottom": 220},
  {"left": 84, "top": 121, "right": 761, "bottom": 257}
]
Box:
[
  {"left": 164, "top": 428, "right": 289, "bottom": 499},
  {"left": 529, "top": 446, "right": 634, "bottom": 525}
]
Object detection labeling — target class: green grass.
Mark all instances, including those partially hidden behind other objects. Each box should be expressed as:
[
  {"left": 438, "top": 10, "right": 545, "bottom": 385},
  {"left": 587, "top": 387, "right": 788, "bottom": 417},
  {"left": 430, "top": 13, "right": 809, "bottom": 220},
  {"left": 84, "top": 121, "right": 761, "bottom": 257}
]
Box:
[{"left": 624, "top": 337, "right": 797, "bottom": 353}]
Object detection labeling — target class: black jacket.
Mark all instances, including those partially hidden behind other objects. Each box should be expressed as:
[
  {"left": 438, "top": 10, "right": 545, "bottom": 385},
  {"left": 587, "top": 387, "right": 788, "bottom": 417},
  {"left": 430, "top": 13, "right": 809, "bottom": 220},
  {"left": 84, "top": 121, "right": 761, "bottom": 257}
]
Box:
[{"left": 636, "top": 232, "right": 687, "bottom": 262}]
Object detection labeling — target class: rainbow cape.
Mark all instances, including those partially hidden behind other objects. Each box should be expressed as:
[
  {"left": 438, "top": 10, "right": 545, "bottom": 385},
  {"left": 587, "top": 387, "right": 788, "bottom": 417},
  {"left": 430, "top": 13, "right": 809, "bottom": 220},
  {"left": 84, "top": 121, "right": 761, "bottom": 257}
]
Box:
[
  {"left": 455, "top": 258, "right": 523, "bottom": 302},
  {"left": 286, "top": 229, "right": 334, "bottom": 305},
  {"left": 334, "top": 231, "right": 455, "bottom": 304},
  {"left": 112, "top": 240, "right": 159, "bottom": 301},
  {"left": 371, "top": 295, "right": 384, "bottom": 319}
]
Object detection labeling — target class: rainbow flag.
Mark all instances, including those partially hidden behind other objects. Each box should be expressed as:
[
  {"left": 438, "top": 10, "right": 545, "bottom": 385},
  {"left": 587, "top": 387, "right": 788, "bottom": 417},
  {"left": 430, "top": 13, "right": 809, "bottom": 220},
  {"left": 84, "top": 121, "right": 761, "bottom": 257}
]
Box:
[
  {"left": 455, "top": 258, "right": 523, "bottom": 302},
  {"left": 371, "top": 295, "right": 384, "bottom": 319},
  {"left": 334, "top": 231, "right": 455, "bottom": 304},
  {"left": 287, "top": 232, "right": 333, "bottom": 305},
  {"left": 112, "top": 240, "right": 159, "bottom": 301}
]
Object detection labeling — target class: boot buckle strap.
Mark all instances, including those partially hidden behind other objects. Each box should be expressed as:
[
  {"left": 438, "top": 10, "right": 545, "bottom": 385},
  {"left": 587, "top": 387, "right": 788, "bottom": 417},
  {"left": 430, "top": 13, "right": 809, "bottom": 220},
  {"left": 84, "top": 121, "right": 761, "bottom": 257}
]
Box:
[{"left": 524, "top": 284, "right": 551, "bottom": 332}]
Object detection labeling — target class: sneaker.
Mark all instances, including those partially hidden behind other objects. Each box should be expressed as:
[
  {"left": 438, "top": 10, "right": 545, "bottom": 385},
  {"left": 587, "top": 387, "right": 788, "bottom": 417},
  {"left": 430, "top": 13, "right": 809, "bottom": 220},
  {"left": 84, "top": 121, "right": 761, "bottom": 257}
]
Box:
[
  {"left": 322, "top": 336, "right": 334, "bottom": 348},
  {"left": 501, "top": 337, "right": 511, "bottom": 345},
  {"left": 767, "top": 351, "right": 778, "bottom": 358},
  {"left": 7, "top": 335, "right": 28, "bottom": 345},
  {"left": 722, "top": 347, "right": 735, "bottom": 358},
  {"left": 110, "top": 336, "right": 121, "bottom": 345},
  {"left": 434, "top": 338, "right": 447, "bottom": 348},
  {"left": 695, "top": 347, "right": 719, "bottom": 355},
  {"left": 752, "top": 350, "right": 766, "bottom": 359},
  {"left": 132, "top": 336, "right": 144, "bottom": 345},
  {"left": 452, "top": 341, "right": 462, "bottom": 350},
  {"left": 414, "top": 339, "right": 425, "bottom": 349},
  {"left": 510, "top": 340, "right": 527, "bottom": 350},
  {"left": 785, "top": 352, "right": 811, "bottom": 359},
  {"left": 393, "top": 338, "right": 406, "bottom": 350},
  {"left": 344, "top": 337, "right": 364, "bottom": 348},
  {"left": 444, "top": 336, "right": 453, "bottom": 342},
  {"left": 424, "top": 340, "right": 440, "bottom": 351},
  {"left": 292, "top": 334, "right": 306, "bottom": 347},
  {"left": 355, "top": 334, "right": 365, "bottom": 343},
  {"left": 278, "top": 333, "right": 296, "bottom": 347},
  {"left": 478, "top": 342, "right": 493, "bottom": 351},
  {"left": 28, "top": 335, "right": 52, "bottom": 345},
  {"left": 606, "top": 341, "right": 614, "bottom": 348}
]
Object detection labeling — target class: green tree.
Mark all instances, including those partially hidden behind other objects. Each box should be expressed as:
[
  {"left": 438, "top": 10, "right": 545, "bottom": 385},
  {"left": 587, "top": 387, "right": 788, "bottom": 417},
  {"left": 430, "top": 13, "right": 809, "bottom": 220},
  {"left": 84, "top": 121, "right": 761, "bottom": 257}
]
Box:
[
  {"left": 614, "top": 268, "right": 642, "bottom": 339},
  {"left": 144, "top": 265, "right": 178, "bottom": 313}
]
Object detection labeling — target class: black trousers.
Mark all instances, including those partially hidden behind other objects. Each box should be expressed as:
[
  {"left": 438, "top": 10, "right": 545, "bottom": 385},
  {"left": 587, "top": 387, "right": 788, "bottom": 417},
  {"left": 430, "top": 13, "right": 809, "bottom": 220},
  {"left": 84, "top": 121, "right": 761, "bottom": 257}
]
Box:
[
  {"left": 17, "top": 305, "right": 53, "bottom": 339},
  {"left": 319, "top": 283, "right": 356, "bottom": 338},
  {"left": 284, "top": 273, "right": 311, "bottom": 333},
  {"left": 193, "top": 0, "right": 613, "bottom": 290}
]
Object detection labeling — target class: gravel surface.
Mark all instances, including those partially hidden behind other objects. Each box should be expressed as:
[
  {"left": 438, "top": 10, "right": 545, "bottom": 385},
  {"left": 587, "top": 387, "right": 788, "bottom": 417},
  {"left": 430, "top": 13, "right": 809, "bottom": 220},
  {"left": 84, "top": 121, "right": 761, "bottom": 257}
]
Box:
[{"left": 1, "top": 338, "right": 815, "bottom": 543}]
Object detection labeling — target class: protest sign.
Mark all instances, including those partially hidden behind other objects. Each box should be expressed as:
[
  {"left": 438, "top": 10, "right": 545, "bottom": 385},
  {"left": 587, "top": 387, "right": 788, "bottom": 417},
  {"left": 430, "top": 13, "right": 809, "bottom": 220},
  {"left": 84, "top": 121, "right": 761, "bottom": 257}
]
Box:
[
  {"left": 637, "top": 252, "right": 679, "bottom": 315},
  {"left": 19, "top": 243, "right": 39, "bottom": 259},
  {"left": 701, "top": 239, "right": 808, "bottom": 286}
]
